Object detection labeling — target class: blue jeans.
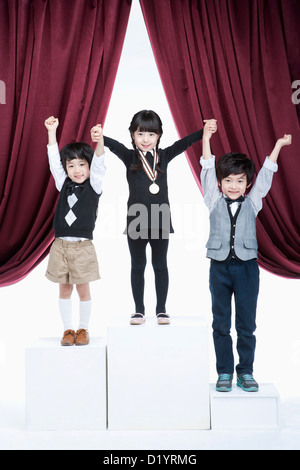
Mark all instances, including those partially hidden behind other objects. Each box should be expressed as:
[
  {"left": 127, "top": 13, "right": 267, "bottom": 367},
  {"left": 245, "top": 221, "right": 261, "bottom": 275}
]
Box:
[{"left": 209, "top": 258, "right": 259, "bottom": 375}]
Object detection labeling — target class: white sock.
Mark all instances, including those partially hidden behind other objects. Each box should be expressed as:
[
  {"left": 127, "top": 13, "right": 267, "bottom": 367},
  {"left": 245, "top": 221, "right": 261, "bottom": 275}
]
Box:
[
  {"left": 59, "top": 298, "right": 73, "bottom": 331},
  {"left": 78, "top": 300, "right": 92, "bottom": 330}
]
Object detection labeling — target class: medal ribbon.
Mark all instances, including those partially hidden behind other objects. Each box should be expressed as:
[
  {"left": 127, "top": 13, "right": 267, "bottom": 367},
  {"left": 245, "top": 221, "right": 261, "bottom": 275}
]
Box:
[{"left": 138, "top": 149, "right": 158, "bottom": 183}]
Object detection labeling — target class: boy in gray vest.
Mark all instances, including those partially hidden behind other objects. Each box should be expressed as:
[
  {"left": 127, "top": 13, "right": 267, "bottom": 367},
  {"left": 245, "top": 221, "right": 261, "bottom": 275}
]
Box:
[{"left": 201, "top": 119, "right": 291, "bottom": 392}]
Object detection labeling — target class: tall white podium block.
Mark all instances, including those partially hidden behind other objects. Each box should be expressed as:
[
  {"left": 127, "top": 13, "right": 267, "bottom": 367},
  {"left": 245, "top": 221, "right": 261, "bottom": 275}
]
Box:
[
  {"left": 25, "top": 337, "right": 107, "bottom": 431},
  {"left": 210, "top": 383, "right": 280, "bottom": 429},
  {"left": 107, "top": 317, "right": 210, "bottom": 430}
]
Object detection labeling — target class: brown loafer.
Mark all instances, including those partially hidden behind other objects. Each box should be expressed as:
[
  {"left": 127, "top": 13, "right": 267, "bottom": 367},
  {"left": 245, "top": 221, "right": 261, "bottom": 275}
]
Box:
[
  {"left": 61, "top": 329, "right": 76, "bottom": 346},
  {"left": 75, "top": 328, "right": 90, "bottom": 346}
]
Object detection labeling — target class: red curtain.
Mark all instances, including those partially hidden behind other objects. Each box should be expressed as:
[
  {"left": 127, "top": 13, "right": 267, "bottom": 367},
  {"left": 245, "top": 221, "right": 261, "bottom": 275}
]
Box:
[
  {"left": 140, "top": 0, "right": 300, "bottom": 278},
  {"left": 0, "top": 0, "right": 132, "bottom": 286}
]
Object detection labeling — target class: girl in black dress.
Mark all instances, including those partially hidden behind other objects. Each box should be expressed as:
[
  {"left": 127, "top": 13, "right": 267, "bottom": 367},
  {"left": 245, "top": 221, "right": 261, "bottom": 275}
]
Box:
[{"left": 91, "top": 110, "right": 207, "bottom": 325}]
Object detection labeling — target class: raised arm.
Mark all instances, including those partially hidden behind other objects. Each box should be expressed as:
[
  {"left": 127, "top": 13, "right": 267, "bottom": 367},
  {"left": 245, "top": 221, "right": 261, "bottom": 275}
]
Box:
[
  {"left": 163, "top": 120, "right": 215, "bottom": 162},
  {"left": 91, "top": 125, "right": 131, "bottom": 165},
  {"left": 200, "top": 119, "right": 219, "bottom": 212},
  {"left": 90, "top": 123, "right": 104, "bottom": 157},
  {"left": 248, "top": 134, "right": 292, "bottom": 215},
  {"left": 163, "top": 129, "right": 204, "bottom": 162},
  {"left": 90, "top": 124, "right": 106, "bottom": 195},
  {"left": 44, "top": 116, "right": 66, "bottom": 191},
  {"left": 44, "top": 116, "right": 59, "bottom": 145},
  {"left": 202, "top": 119, "right": 217, "bottom": 160},
  {"left": 268, "top": 134, "right": 292, "bottom": 163}
]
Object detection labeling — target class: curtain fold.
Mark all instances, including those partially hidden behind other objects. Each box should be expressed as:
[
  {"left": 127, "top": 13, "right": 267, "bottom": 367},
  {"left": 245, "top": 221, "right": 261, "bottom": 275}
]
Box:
[
  {"left": 139, "top": 0, "right": 300, "bottom": 278},
  {"left": 0, "top": 0, "right": 132, "bottom": 286}
]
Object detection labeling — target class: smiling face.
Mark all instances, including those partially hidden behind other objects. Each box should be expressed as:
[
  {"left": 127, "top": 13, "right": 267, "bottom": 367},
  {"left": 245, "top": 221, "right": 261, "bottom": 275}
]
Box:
[
  {"left": 132, "top": 129, "right": 160, "bottom": 153},
  {"left": 66, "top": 158, "right": 90, "bottom": 184},
  {"left": 216, "top": 152, "right": 255, "bottom": 199},
  {"left": 219, "top": 173, "right": 249, "bottom": 199}
]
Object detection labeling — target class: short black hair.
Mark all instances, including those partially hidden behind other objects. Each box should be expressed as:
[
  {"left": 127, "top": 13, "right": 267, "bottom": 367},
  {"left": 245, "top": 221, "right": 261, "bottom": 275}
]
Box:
[
  {"left": 60, "top": 142, "right": 94, "bottom": 173},
  {"left": 216, "top": 152, "right": 255, "bottom": 185}
]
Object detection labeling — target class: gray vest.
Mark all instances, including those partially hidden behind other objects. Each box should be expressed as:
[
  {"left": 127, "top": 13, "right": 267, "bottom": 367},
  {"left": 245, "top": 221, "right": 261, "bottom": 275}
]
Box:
[{"left": 206, "top": 197, "right": 258, "bottom": 261}]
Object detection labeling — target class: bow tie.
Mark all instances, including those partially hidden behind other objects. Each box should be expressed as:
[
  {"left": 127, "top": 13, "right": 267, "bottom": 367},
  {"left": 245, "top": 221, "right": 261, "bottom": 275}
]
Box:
[
  {"left": 65, "top": 178, "right": 85, "bottom": 195},
  {"left": 225, "top": 196, "right": 245, "bottom": 204}
]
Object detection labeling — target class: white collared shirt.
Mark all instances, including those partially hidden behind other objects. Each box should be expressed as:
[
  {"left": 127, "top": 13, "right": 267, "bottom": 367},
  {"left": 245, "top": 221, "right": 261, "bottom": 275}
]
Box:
[{"left": 200, "top": 155, "right": 278, "bottom": 216}]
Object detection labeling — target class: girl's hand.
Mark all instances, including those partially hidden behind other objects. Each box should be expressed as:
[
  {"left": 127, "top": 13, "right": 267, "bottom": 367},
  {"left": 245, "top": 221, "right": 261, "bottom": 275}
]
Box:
[
  {"left": 44, "top": 116, "right": 59, "bottom": 131},
  {"left": 203, "top": 119, "right": 217, "bottom": 138},
  {"left": 91, "top": 124, "right": 104, "bottom": 157},
  {"left": 277, "top": 134, "right": 292, "bottom": 147},
  {"left": 91, "top": 124, "right": 103, "bottom": 142}
]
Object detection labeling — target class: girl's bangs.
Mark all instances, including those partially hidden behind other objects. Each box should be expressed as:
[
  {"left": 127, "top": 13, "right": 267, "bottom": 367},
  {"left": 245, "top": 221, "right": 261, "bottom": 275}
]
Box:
[{"left": 137, "top": 119, "right": 160, "bottom": 134}]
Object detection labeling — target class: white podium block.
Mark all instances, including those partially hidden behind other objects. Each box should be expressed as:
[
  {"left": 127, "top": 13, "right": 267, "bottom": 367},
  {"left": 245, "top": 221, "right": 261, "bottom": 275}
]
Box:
[
  {"left": 210, "top": 383, "right": 280, "bottom": 429},
  {"left": 25, "top": 337, "right": 107, "bottom": 431},
  {"left": 107, "top": 317, "right": 210, "bottom": 430}
]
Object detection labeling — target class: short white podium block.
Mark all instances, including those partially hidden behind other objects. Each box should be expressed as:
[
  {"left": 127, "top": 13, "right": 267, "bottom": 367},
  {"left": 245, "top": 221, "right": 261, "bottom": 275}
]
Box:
[
  {"left": 107, "top": 316, "right": 210, "bottom": 430},
  {"left": 25, "top": 337, "right": 107, "bottom": 431},
  {"left": 210, "top": 383, "right": 280, "bottom": 429}
]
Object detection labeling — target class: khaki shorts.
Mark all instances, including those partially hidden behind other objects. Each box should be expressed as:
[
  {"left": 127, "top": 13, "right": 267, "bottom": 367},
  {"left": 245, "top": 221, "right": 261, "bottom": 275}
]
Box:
[{"left": 46, "top": 238, "right": 100, "bottom": 284}]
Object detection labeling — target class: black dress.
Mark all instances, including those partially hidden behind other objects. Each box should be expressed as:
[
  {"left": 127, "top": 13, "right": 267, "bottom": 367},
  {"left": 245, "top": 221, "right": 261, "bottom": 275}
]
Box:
[
  {"left": 104, "top": 129, "right": 203, "bottom": 237},
  {"left": 103, "top": 129, "right": 203, "bottom": 315}
]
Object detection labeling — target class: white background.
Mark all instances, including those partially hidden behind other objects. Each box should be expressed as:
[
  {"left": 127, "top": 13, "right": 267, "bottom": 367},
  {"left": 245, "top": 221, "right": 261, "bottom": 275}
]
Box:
[{"left": 0, "top": 0, "right": 299, "bottom": 407}]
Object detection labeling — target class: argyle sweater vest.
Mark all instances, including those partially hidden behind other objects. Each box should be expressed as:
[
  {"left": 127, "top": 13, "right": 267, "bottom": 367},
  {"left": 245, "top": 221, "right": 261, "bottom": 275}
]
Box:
[{"left": 53, "top": 178, "right": 100, "bottom": 240}]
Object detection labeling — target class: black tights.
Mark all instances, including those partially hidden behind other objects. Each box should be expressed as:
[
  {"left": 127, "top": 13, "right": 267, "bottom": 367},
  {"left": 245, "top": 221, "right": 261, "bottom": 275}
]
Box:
[{"left": 127, "top": 234, "right": 169, "bottom": 315}]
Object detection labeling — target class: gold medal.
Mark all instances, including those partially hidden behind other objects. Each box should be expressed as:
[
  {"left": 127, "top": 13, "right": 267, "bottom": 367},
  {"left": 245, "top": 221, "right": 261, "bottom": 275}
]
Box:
[
  {"left": 149, "top": 182, "right": 160, "bottom": 194},
  {"left": 138, "top": 148, "right": 160, "bottom": 194}
]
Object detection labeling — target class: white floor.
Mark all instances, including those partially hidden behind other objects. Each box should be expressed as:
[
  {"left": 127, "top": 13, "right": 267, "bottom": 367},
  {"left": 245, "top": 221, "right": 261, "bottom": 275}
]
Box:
[
  {"left": 0, "top": 247, "right": 299, "bottom": 452},
  {"left": 0, "top": 396, "right": 300, "bottom": 450}
]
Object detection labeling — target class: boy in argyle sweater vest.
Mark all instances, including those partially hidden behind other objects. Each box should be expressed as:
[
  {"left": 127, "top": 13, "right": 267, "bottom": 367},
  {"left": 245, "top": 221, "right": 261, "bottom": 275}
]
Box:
[{"left": 44, "top": 116, "right": 106, "bottom": 346}]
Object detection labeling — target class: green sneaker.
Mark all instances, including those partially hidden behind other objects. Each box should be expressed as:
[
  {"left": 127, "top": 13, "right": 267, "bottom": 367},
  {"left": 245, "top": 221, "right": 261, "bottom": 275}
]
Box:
[
  {"left": 237, "top": 374, "right": 259, "bottom": 392},
  {"left": 216, "top": 373, "right": 233, "bottom": 392}
]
